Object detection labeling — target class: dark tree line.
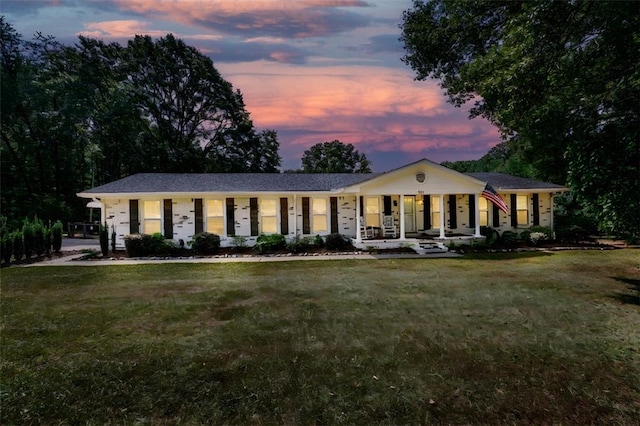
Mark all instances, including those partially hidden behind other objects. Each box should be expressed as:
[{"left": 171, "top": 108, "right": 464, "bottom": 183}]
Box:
[
  {"left": 1, "top": 18, "right": 281, "bottom": 224},
  {"left": 402, "top": 0, "right": 639, "bottom": 240}
]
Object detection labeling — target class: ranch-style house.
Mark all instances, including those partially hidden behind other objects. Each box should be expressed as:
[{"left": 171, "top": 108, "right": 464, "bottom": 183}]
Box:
[{"left": 78, "top": 159, "right": 567, "bottom": 252}]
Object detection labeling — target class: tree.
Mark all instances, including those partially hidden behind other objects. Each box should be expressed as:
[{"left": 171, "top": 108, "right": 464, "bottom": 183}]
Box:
[
  {"left": 0, "top": 21, "right": 281, "bottom": 225},
  {"left": 301, "top": 140, "right": 372, "bottom": 173},
  {"left": 401, "top": 0, "right": 639, "bottom": 240}
]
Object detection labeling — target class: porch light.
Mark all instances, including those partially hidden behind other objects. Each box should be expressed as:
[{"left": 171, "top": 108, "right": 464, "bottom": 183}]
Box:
[{"left": 86, "top": 198, "right": 102, "bottom": 208}]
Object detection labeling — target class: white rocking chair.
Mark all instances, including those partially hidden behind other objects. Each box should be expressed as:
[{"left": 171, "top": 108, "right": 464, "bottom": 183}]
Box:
[
  {"left": 360, "top": 217, "right": 373, "bottom": 239},
  {"left": 382, "top": 215, "right": 397, "bottom": 238}
]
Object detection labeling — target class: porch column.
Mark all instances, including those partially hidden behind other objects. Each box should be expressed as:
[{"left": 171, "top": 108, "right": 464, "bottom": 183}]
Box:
[
  {"left": 399, "top": 194, "right": 405, "bottom": 240},
  {"left": 439, "top": 194, "right": 445, "bottom": 239},
  {"left": 355, "top": 195, "right": 362, "bottom": 242},
  {"left": 474, "top": 192, "right": 481, "bottom": 237},
  {"left": 293, "top": 194, "right": 298, "bottom": 236}
]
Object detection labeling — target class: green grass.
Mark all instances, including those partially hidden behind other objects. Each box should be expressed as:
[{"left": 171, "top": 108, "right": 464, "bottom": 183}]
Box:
[{"left": 2, "top": 251, "right": 639, "bottom": 424}]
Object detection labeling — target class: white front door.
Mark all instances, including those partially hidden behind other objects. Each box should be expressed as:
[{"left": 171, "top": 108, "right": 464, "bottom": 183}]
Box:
[{"left": 404, "top": 196, "right": 415, "bottom": 233}]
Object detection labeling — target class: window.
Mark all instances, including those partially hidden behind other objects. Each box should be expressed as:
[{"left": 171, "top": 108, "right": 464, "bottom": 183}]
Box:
[
  {"left": 206, "top": 199, "right": 224, "bottom": 235},
  {"left": 261, "top": 199, "right": 277, "bottom": 233},
  {"left": 312, "top": 198, "right": 327, "bottom": 232},
  {"left": 479, "top": 197, "right": 489, "bottom": 226},
  {"left": 143, "top": 200, "right": 161, "bottom": 234},
  {"left": 517, "top": 195, "right": 529, "bottom": 225},
  {"left": 365, "top": 197, "right": 380, "bottom": 227},
  {"left": 431, "top": 196, "right": 441, "bottom": 229}
]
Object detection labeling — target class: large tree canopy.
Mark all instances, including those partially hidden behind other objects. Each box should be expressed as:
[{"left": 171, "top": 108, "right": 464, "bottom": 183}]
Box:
[
  {"left": 301, "top": 140, "right": 372, "bottom": 173},
  {"left": 401, "top": 0, "right": 639, "bottom": 239},
  {"left": 0, "top": 19, "right": 281, "bottom": 223}
]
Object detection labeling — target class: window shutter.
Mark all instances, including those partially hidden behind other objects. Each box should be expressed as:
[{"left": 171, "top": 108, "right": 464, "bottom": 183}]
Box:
[
  {"left": 302, "top": 197, "right": 310, "bottom": 234},
  {"left": 330, "top": 197, "right": 339, "bottom": 233},
  {"left": 163, "top": 199, "right": 173, "bottom": 238},
  {"left": 359, "top": 196, "right": 364, "bottom": 218},
  {"left": 492, "top": 203, "right": 500, "bottom": 227},
  {"left": 383, "top": 196, "right": 392, "bottom": 216},
  {"left": 280, "top": 197, "right": 289, "bottom": 235},
  {"left": 448, "top": 195, "right": 457, "bottom": 229},
  {"left": 250, "top": 198, "right": 259, "bottom": 236},
  {"left": 194, "top": 199, "right": 203, "bottom": 234},
  {"left": 226, "top": 198, "right": 235, "bottom": 236},
  {"left": 468, "top": 194, "right": 475, "bottom": 228},
  {"left": 129, "top": 200, "right": 139, "bottom": 234},
  {"left": 423, "top": 194, "right": 431, "bottom": 230},
  {"left": 532, "top": 193, "right": 540, "bottom": 226},
  {"left": 510, "top": 194, "right": 517, "bottom": 227}
]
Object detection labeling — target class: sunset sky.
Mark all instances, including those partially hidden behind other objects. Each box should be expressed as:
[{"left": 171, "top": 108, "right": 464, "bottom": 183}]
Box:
[{"left": 2, "top": 0, "right": 502, "bottom": 171}]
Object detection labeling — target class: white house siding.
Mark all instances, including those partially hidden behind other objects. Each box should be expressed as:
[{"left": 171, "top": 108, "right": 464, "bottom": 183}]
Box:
[
  {"left": 171, "top": 198, "right": 193, "bottom": 244},
  {"left": 104, "top": 198, "right": 129, "bottom": 249}
]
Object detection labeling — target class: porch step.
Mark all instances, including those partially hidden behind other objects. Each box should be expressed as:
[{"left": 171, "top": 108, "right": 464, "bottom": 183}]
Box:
[{"left": 410, "top": 241, "right": 448, "bottom": 255}]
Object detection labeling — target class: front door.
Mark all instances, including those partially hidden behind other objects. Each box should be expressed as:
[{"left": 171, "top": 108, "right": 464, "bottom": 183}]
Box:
[{"left": 404, "top": 196, "right": 415, "bottom": 233}]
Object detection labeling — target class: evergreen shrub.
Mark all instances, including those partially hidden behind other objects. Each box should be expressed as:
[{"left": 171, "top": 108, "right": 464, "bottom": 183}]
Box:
[
  {"left": 255, "top": 234, "right": 286, "bottom": 254},
  {"left": 190, "top": 232, "right": 221, "bottom": 255},
  {"left": 325, "top": 233, "right": 351, "bottom": 251}
]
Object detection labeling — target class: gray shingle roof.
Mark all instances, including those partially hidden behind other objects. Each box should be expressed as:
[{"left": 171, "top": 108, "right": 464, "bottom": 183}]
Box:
[
  {"left": 80, "top": 173, "right": 381, "bottom": 194},
  {"left": 466, "top": 172, "right": 566, "bottom": 190}
]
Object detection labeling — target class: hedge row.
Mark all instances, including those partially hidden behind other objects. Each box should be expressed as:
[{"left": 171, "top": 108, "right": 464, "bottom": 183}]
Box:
[
  {"left": 123, "top": 232, "right": 353, "bottom": 257},
  {"left": 1, "top": 216, "right": 64, "bottom": 264}
]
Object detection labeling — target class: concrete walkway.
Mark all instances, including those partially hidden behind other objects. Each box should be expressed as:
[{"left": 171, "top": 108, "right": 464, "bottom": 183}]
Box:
[{"left": 24, "top": 237, "right": 460, "bottom": 267}]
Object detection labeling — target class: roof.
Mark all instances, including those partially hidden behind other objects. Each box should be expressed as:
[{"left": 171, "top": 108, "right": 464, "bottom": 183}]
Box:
[
  {"left": 79, "top": 172, "right": 381, "bottom": 195},
  {"left": 467, "top": 172, "right": 567, "bottom": 191}
]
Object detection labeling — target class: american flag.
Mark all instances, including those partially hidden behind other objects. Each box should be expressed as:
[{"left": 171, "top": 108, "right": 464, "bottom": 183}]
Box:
[{"left": 482, "top": 183, "right": 509, "bottom": 214}]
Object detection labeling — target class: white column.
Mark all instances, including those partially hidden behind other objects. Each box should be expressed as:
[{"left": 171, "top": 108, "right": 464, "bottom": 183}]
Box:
[
  {"left": 439, "top": 194, "right": 445, "bottom": 239},
  {"left": 355, "top": 195, "right": 361, "bottom": 242},
  {"left": 399, "top": 195, "right": 405, "bottom": 240},
  {"left": 474, "top": 193, "right": 481, "bottom": 237},
  {"left": 293, "top": 194, "right": 298, "bottom": 236}
]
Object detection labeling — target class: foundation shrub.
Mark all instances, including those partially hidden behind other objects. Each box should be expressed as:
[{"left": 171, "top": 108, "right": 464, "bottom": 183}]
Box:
[
  {"left": 99, "top": 222, "right": 109, "bottom": 256},
  {"left": 501, "top": 230, "right": 519, "bottom": 248},
  {"left": 190, "top": 232, "right": 221, "bottom": 255},
  {"left": 286, "top": 235, "right": 313, "bottom": 253},
  {"left": 255, "top": 233, "right": 286, "bottom": 254},
  {"left": 325, "top": 233, "right": 351, "bottom": 251},
  {"left": 480, "top": 226, "right": 499, "bottom": 246},
  {"left": 124, "top": 233, "right": 171, "bottom": 257}
]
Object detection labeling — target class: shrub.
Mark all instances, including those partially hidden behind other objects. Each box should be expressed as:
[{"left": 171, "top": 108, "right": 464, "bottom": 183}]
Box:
[
  {"left": 519, "top": 230, "right": 532, "bottom": 244},
  {"left": 190, "top": 232, "right": 221, "bottom": 255},
  {"left": 501, "top": 230, "right": 519, "bottom": 248},
  {"left": 12, "top": 231, "right": 24, "bottom": 261},
  {"left": 43, "top": 226, "right": 52, "bottom": 255},
  {"left": 480, "top": 226, "right": 499, "bottom": 246},
  {"left": 530, "top": 225, "right": 554, "bottom": 241},
  {"left": 325, "top": 233, "right": 351, "bottom": 251},
  {"left": 51, "top": 221, "right": 63, "bottom": 252},
  {"left": 33, "top": 218, "right": 45, "bottom": 257},
  {"left": 313, "top": 234, "right": 324, "bottom": 248},
  {"left": 124, "top": 233, "right": 170, "bottom": 257},
  {"left": 530, "top": 232, "right": 548, "bottom": 245},
  {"left": 110, "top": 226, "right": 116, "bottom": 253},
  {"left": 230, "top": 235, "right": 248, "bottom": 252},
  {"left": 99, "top": 222, "right": 109, "bottom": 257},
  {"left": 1, "top": 234, "right": 13, "bottom": 264},
  {"left": 22, "top": 219, "right": 34, "bottom": 259},
  {"left": 255, "top": 234, "right": 286, "bottom": 254},
  {"left": 286, "top": 235, "right": 312, "bottom": 253}
]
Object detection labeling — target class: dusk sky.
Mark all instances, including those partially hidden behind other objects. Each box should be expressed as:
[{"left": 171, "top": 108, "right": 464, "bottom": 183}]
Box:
[{"left": 2, "top": 0, "right": 502, "bottom": 172}]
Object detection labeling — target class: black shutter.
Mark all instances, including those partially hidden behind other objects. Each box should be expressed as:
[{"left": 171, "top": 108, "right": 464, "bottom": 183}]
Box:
[
  {"left": 280, "top": 197, "right": 289, "bottom": 235},
  {"left": 359, "top": 196, "right": 364, "bottom": 218},
  {"left": 532, "top": 193, "right": 540, "bottom": 226},
  {"left": 448, "top": 195, "right": 457, "bottom": 229},
  {"left": 423, "top": 194, "right": 431, "bottom": 229},
  {"left": 492, "top": 203, "right": 500, "bottom": 227},
  {"left": 226, "top": 198, "right": 235, "bottom": 236},
  {"left": 383, "top": 196, "right": 392, "bottom": 216},
  {"left": 302, "top": 197, "right": 310, "bottom": 234},
  {"left": 468, "top": 194, "right": 475, "bottom": 228},
  {"left": 250, "top": 198, "right": 259, "bottom": 236},
  {"left": 129, "top": 200, "right": 139, "bottom": 234},
  {"left": 330, "top": 197, "right": 339, "bottom": 233},
  {"left": 510, "top": 194, "right": 517, "bottom": 227},
  {"left": 163, "top": 199, "right": 172, "bottom": 238},
  {"left": 194, "top": 199, "right": 203, "bottom": 234}
]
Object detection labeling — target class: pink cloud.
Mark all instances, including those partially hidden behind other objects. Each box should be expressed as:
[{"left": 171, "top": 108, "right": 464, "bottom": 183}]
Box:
[{"left": 78, "top": 20, "right": 167, "bottom": 38}]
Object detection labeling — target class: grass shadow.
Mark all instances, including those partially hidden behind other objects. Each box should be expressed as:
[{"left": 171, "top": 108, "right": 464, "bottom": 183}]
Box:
[{"left": 610, "top": 276, "right": 640, "bottom": 305}]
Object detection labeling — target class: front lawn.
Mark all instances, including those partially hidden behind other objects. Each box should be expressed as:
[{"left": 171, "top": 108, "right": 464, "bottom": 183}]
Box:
[{"left": 1, "top": 251, "right": 639, "bottom": 424}]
